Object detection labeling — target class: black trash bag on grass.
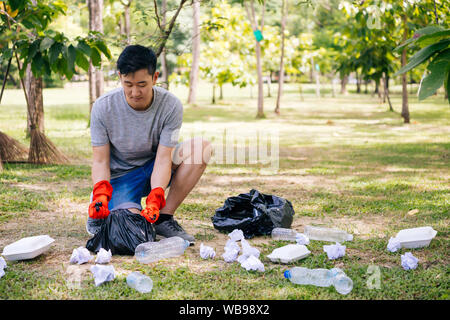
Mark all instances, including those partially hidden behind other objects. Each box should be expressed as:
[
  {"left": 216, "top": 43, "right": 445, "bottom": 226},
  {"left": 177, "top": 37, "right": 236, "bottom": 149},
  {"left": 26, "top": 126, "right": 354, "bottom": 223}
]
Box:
[
  {"left": 211, "top": 189, "right": 295, "bottom": 239},
  {"left": 86, "top": 209, "right": 156, "bottom": 255}
]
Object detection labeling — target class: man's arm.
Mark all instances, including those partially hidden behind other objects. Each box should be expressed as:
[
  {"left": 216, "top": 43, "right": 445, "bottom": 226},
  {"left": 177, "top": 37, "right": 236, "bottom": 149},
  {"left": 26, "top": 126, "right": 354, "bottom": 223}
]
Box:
[
  {"left": 150, "top": 143, "right": 174, "bottom": 190},
  {"left": 92, "top": 144, "right": 110, "bottom": 184}
]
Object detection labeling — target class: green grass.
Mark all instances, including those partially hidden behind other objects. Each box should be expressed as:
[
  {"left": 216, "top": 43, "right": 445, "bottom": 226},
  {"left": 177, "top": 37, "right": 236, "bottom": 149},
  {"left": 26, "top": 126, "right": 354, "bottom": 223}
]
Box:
[{"left": 0, "top": 81, "right": 448, "bottom": 300}]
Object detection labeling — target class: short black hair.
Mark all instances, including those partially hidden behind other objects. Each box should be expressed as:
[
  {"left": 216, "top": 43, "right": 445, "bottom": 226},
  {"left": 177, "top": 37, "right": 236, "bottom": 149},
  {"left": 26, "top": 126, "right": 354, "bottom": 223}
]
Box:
[{"left": 117, "top": 45, "right": 157, "bottom": 76}]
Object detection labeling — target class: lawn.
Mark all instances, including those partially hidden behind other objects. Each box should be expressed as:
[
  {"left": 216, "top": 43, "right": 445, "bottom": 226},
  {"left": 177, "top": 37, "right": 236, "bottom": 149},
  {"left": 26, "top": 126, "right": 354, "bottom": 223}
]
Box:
[{"left": 0, "top": 81, "right": 448, "bottom": 300}]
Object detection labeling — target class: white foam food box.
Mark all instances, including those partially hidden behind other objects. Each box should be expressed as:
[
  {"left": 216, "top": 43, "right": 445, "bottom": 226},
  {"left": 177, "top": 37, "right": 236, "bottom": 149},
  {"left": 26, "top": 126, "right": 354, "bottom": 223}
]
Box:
[
  {"left": 395, "top": 226, "right": 437, "bottom": 249},
  {"left": 267, "top": 244, "right": 311, "bottom": 264},
  {"left": 1, "top": 235, "right": 55, "bottom": 261}
]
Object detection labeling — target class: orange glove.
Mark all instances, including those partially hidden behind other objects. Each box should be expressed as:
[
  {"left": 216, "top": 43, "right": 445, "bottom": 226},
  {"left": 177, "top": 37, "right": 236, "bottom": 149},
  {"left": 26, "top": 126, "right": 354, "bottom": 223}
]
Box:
[
  {"left": 140, "top": 187, "right": 166, "bottom": 223},
  {"left": 88, "top": 180, "right": 113, "bottom": 219}
]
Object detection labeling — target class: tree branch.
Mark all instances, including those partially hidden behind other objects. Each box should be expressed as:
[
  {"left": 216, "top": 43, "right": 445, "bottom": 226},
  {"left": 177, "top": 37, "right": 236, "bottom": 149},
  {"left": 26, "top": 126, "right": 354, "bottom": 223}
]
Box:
[{"left": 155, "top": 0, "right": 188, "bottom": 57}]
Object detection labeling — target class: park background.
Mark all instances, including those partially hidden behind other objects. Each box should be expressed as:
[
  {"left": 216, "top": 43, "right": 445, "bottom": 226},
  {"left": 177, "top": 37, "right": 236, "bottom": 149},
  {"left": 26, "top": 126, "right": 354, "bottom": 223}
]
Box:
[{"left": 0, "top": 0, "right": 448, "bottom": 299}]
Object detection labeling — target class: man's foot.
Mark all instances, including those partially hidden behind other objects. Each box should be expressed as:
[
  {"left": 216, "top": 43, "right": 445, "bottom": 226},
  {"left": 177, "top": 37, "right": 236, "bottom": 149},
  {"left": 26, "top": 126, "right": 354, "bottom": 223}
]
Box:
[
  {"left": 86, "top": 216, "right": 106, "bottom": 237},
  {"left": 154, "top": 216, "right": 195, "bottom": 245}
]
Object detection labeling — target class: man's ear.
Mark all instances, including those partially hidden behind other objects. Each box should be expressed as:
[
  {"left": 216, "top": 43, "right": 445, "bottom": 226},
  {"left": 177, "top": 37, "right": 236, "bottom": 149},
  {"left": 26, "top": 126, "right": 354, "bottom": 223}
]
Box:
[{"left": 152, "top": 71, "right": 159, "bottom": 85}]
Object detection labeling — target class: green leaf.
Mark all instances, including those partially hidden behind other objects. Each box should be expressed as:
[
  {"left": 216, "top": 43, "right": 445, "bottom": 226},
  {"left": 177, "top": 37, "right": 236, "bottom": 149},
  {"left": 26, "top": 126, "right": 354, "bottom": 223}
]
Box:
[
  {"left": 417, "top": 30, "right": 450, "bottom": 47},
  {"left": 31, "top": 52, "right": 44, "bottom": 78},
  {"left": 49, "top": 42, "right": 61, "bottom": 65},
  {"left": 28, "top": 39, "right": 40, "bottom": 59},
  {"left": 90, "top": 46, "right": 101, "bottom": 67},
  {"left": 446, "top": 71, "right": 450, "bottom": 104},
  {"left": 77, "top": 41, "right": 91, "bottom": 56},
  {"left": 394, "top": 39, "right": 450, "bottom": 76},
  {"left": 418, "top": 64, "right": 448, "bottom": 101},
  {"left": 395, "top": 25, "right": 445, "bottom": 52},
  {"left": 40, "top": 37, "right": 54, "bottom": 52},
  {"left": 75, "top": 49, "right": 89, "bottom": 71},
  {"left": 67, "top": 44, "right": 77, "bottom": 71},
  {"left": 94, "top": 41, "right": 111, "bottom": 60},
  {"left": 418, "top": 50, "right": 450, "bottom": 100}
]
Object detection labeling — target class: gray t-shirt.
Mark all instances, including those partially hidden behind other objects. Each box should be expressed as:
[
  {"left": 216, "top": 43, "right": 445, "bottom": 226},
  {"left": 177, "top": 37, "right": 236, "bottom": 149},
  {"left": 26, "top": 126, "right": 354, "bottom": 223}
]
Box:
[{"left": 90, "top": 86, "right": 183, "bottom": 179}]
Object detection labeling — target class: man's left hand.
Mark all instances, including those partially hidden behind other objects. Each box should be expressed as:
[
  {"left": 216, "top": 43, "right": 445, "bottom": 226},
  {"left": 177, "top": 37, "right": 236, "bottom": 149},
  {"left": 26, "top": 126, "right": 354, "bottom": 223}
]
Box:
[{"left": 140, "top": 187, "right": 166, "bottom": 223}]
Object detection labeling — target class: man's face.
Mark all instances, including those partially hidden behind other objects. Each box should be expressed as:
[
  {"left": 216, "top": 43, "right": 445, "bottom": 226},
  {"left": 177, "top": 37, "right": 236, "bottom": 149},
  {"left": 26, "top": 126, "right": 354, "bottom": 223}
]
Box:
[{"left": 119, "top": 68, "right": 159, "bottom": 111}]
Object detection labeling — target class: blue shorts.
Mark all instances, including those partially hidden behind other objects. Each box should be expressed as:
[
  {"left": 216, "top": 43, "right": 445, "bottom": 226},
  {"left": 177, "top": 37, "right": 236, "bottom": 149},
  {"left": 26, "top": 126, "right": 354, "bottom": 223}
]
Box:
[{"left": 90, "top": 158, "right": 174, "bottom": 211}]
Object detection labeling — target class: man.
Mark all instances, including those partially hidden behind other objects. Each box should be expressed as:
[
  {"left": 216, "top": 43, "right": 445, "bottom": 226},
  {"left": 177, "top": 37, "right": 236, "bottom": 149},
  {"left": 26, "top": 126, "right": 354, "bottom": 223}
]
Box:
[{"left": 86, "top": 45, "right": 211, "bottom": 245}]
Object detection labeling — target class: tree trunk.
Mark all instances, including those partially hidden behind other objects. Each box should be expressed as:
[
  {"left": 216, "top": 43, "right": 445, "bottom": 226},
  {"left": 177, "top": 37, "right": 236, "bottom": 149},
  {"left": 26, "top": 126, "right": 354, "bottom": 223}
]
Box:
[
  {"left": 383, "top": 72, "right": 393, "bottom": 112},
  {"left": 245, "top": 0, "right": 265, "bottom": 118},
  {"left": 123, "top": 0, "right": 132, "bottom": 44},
  {"left": 401, "top": 14, "right": 410, "bottom": 123},
  {"left": 159, "top": 0, "right": 169, "bottom": 89},
  {"left": 255, "top": 40, "right": 264, "bottom": 117},
  {"left": 356, "top": 71, "right": 361, "bottom": 93},
  {"left": 219, "top": 84, "right": 223, "bottom": 100},
  {"left": 88, "top": 0, "right": 104, "bottom": 115},
  {"left": 340, "top": 75, "right": 348, "bottom": 94},
  {"left": 25, "top": 64, "right": 44, "bottom": 137},
  {"left": 187, "top": 0, "right": 200, "bottom": 104},
  {"left": 212, "top": 84, "right": 216, "bottom": 104},
  {"left": 266, "top": 72, "right": 271, "bottom": 98},
  {"left": 274, "top": 0, "right": 287, "bottom": 115}
]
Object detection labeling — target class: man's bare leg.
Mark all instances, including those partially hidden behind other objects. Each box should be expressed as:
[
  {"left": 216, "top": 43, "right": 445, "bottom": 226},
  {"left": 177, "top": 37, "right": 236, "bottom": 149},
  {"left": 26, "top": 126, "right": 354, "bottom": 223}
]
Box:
[{"left": 160, "top": 137, "right": 212, "bottom": 215}]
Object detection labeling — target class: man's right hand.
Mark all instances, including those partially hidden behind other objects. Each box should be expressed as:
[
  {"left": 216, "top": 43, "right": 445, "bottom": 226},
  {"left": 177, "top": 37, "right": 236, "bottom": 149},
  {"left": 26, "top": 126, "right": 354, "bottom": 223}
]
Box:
[{"left": 88, "top": 180, "right": 113, "bottom": 219}]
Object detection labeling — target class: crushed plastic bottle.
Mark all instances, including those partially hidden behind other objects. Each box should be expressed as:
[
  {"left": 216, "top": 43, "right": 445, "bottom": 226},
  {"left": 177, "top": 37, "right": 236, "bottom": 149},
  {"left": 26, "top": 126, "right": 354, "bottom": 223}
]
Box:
[
  {"left": 304, "top": 225, "right": 353, "bottom": 243},
  {"left": 134, "top": 236, "right": 190, "bottom": 264},
  {"left": 126, "top": 271, "right": 153, "bottom": 293},
  {"left": 271, "top": 227, "right": 310, "bottom": 245},
  {"left": 272, "top": 228, "right": 299, "bottom": 241},
  {"left": 284, "top": 267, "right": 353, "bottom": 295}
]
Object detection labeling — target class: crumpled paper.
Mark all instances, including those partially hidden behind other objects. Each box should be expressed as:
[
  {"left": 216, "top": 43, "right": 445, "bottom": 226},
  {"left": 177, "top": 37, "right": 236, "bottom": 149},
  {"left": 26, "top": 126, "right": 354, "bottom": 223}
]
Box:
[
  {"left": 239, "top": 239, "right": 260, "bottom": 259},
  {"left": 222, "top": 241, "right": 240, "bottom": 263},
  {"left": 401, "top": 252, "right": 418, "bottom": 270},
  {"left": 70, "top": 246, "right": 94, "bottom": 265},
  {"left": 323, "top": 242, "right": 346, "bottom": 260},
  {"left": 90, "top": 264, "right": 115, "bottom": 286},
  {"left": 240, "top": 255, "right": 265, "bottom": 272},
  {"left": 295, "top": 233, "right": 310, "bottom": 245},
  {"left": 387, "top": 237, "right": 401, "bottom": 253},
  {"left": 95, "top": 248, "right": 112, "bottom": 264},
  {"left": 228, "top": 229, "right": 244, "bottom": 242},
  {"left": 0, "top": 256, "right": 6, "bottom": 279},
  {"left": 200, "top": 243, "right": 216, "bottom": 259}
]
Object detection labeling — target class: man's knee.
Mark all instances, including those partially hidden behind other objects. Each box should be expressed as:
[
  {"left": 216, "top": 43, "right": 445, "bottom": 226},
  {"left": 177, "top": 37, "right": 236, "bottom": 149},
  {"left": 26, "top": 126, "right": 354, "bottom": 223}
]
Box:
[{"left": 172, "top": 137, "right": 212, "bottom": 166}]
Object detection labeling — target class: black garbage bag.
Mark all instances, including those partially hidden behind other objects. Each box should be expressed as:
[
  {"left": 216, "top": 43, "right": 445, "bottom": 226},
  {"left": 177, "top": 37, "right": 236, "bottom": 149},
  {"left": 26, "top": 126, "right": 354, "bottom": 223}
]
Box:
[
  {"left": 86, "top": 209, "right": 156, "bottom": 255},
  {"left": 211, "top": 189, "right": 295, "bottom": 239}
]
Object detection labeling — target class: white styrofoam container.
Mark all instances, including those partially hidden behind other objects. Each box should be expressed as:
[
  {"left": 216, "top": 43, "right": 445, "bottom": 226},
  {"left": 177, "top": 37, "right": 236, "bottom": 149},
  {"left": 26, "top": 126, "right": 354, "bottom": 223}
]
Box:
[
  {"left": 1, "top": 235, "right": 55, "bottom": 261},
  {"left": 395, "top": 226, "right": 437, "bottom": 249},
  {"left": 267, "top": 244, "right": 311, "bottom": 264}
]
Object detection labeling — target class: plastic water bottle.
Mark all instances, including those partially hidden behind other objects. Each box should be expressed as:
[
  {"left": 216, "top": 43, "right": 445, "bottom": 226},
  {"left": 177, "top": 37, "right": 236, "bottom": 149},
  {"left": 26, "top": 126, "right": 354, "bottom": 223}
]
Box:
[
  {"left": 284, "top": 267, "right": 353, "bottom": 295},
  {"left": 304, "top": 225, "right": 353, "bottom": 242},
  {"left": 271, "top": 228, "right": 298, "bottom": 241},
  {"left": 126, "top": 271, "right": 153, "bottom": 293},
  {"left": 134, "top": 236, "right": 190, "bottom": 264}
]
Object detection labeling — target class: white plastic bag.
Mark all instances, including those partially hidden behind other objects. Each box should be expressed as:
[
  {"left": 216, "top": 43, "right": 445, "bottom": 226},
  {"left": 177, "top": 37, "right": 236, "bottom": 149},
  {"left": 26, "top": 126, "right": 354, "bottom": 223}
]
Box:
[
  {"left": 240, "top": 255, "right": 265, "bottom": 272},
  {"left": 401, "top": 252, "right": 419, "bottom": 270},
  {"left": 323, "top": 242, "right": 346, "bottom": 260},
  {"left": 90, "top": 264, "right": 115, "bottom": 286},
  {"left": 95, "top": 248, "right": 112, "bottom": 264},
  {"left": 199, "top": 243, "right": 216, "bottom": 259},
  {"left": 228, "top": 229, "right": 244, "bottom": 242},
  {"left": 70, "top": 246, "right": 93, "bottom": 265},
  {"left": 387, "top": 237, "right": 401, "bottom": 253}
]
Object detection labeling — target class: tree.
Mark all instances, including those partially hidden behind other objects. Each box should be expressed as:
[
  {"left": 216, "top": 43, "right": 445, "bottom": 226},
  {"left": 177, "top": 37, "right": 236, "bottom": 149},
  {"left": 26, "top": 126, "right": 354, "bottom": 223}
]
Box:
[
  {"left": 274, "top": 0, "right": 287, "bottom": 115},
  {"left": 395, "top": 25, "right": 450, "bottom": 102},
  {"left": 187, "top": 0, "right": 201, "bottom": 104},
  {"left": 0, "top": 0, "right": 111, "bottom": 164},
  {"left": 240, "top": 0, "right": 266, "bottom": 118},
  {"left": 88, "top": 0, "right": 104, "bottom": 114}
]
